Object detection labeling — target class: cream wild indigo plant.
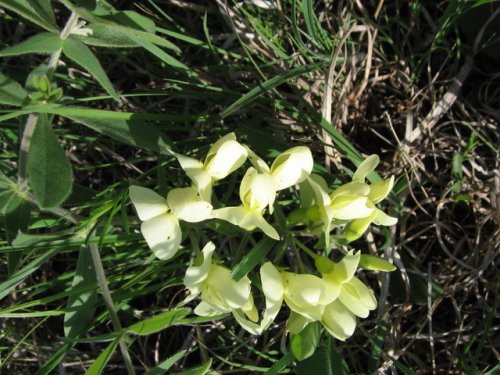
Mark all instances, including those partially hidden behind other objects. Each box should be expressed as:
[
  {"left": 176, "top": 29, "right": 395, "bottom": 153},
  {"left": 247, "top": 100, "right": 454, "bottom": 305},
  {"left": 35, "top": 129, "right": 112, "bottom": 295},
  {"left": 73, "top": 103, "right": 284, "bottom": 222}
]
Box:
[{"left": 129, "top": 132, "right": 397, "bottom": 348}]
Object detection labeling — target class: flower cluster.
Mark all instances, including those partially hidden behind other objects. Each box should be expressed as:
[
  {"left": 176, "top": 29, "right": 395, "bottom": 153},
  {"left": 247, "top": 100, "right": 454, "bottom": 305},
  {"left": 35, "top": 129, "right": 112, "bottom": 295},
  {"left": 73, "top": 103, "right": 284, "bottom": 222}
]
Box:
[{"left": 129, "top": 133, "right": 397, "bottom": 341}]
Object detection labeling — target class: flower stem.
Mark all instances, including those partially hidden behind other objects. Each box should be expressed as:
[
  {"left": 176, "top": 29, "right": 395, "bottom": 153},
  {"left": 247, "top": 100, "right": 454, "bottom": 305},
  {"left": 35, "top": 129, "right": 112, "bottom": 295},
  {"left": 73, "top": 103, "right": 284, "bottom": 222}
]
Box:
[{"left": 293, "top": 237, "right": 319, "bottom": 260}]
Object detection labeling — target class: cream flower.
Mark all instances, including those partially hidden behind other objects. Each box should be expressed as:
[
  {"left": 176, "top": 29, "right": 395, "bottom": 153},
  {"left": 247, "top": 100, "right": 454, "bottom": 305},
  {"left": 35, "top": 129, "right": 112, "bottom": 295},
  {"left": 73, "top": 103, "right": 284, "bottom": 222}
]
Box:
[
  {"left": 184, "top": 242, "right": 260, "bottom": 334},
  {"left": 259, "top": 251, "right": 378, "bottom": 341},
  {"left": 211, "top": 167, "right": 280, "bottom": 240},
  {"left": 129, "top": 185, "right": 212, "bottom": 260},
  {"left": 173, "top": 133, "right": 248, "bottom": 201}
]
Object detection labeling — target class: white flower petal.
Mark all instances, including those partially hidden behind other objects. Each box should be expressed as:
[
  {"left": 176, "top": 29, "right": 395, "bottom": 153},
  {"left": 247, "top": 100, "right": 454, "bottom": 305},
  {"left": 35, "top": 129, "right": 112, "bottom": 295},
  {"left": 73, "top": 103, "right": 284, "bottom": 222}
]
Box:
[
  {"left": 167, "top": 187, "right": 212, "bottom": 223},
  {"left": 322, "top": 300, "right": 357, "bottom": 341},
  {"left": 140, "top": 214, "right": 181, "bottom": 260},
  {"left": 282, "top": 272, "right": 325, "bottom": 307},
  {"left": 352, "top": 155, "right": 379, "bottom": 182},
  {"left": 210, "top": 265, "right": 250, "bottom": 309},
  {"left": 338, "top": 284, "right": 371, "bottom": 318},
  {"left": 270, "top": 146, "right": 313, "bottom": 190},
  {"left": 129, "top": 185, "right": 169, "bottom": 221},
  {"left": 240, "top": 168, "right": 276, "bottom": 212},
  {"left": 244, "top": 145, "right": 270, "bottom": 173},
  {"left": 348, "top": 276, "right": 377, "bottom": 310},
  {"left": 344, "top": 211, "right": 378, "bottom": 242},
  {"left": 260, "top": 262, "right": 284, "bottom": 330},
  {"left": 174, "top": 153, "right": 213, "bottom": 201},
  {"left": 184, "top": 242, "right": 216, "bottom": 288}
]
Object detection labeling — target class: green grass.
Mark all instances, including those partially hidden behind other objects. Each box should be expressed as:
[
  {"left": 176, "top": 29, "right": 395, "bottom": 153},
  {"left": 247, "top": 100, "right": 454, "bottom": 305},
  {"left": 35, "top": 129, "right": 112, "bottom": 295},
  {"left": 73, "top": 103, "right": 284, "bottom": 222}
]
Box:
[{"left": 0, "top": 0, "right": 499, "bottom": 374}]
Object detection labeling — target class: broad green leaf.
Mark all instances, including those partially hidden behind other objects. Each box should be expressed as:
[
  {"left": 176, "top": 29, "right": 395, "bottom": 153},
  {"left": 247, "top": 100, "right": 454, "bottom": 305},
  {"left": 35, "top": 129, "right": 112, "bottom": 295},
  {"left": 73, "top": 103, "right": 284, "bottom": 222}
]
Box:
[
  {"left": 127, "top": 308, "right": 190, "bottom": 336},
  {"left": 27, "top": 114, "right": 73, "bottom": 208},
  {"left": 85, "top": 338, "right": 119, "bottom": 375},
  {"left": 144, "top": 350, "right": 188, "bottom": 375},
  {"left": 0, "top": 32, "right": 62, "bottom": 57},
  {"left": 221, "top": 63, "right": 322, "bottom": 118},
  {"left": 291, "top": 322, "right": 321, "bottom": 361},
  {"left": 0, "top": 73, "right": 28, "bottom": 106},
  {"left": 72, "top": 0, "right": 96, "bottom": 10},
  {"left": 62, "top": 38, "right": 119, "bottom": 100},
  {"left": 66, "top": 115, "right": 168, "bottom": 152},
  {"left": 105, "top": 10, "right": 156, "bottom": 32},
  {"left": 231, "top": 237, "right": 277, "bottom": 281},
  {"left": 64, "top": 245, "right": 98, "bottom": 339},
  {"left": 0, "top": 244, "right": 59, "bottom": 300},
  {"left": 0, "top": 0, "right": 58, "bottom": 31},
  {"left": 296, "top": 345, "right": 333, "bottom": 375}
]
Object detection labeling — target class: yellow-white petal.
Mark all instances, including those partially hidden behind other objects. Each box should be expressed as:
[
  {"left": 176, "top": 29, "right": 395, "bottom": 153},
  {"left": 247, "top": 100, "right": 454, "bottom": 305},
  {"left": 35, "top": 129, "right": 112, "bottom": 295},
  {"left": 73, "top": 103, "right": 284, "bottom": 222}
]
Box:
[
  {"left": 244, "top": 145, "right": 270, "bottom": 173},
  {"left": 140, "top": 213, "right": 181, "bottom": 260},
  {"left": 194, "top": 301, "right": 226, "bottom": 316},
  {"left": 270, "top": 146, "right": 313, "bottom": 190},
  {"left": 184, "top": 242, "right": 215, "bottom": 289},
  {"left": 260, "top": 262, "right": 284, "bottom": 330},
  {"left": 330, "top": 250, "right": 360, "bottom": 284},
  {"left": 347, "top": 276, "right": 377, "bottom": 310},
  {"left": 344, "top": 211, "right": 378, "bottom": 242},
  {"left": 212, "top": 206, "right": 280, "bottom": 240},
  {"left": 174, "top": 153, "right": 213, "bottom": 201},
  {"left": 167, "top": 187, "right": 213, "bottom": 223},
  {"left": 233, "top": 309, "right": 262, "bottom": 335},
  {"left": 205, "top": 136, "right": 247, "bottom": 180},
  {"left": 338, "top": 283, "right": 371, "bottom": 318},
  {"left": 330, "top": 181, "right": 370, "bottom": 200},
  {"left": 129, "top": 185, "right": 169, "bottom": 221},
  {"left": 319, "top": 272, "right": 342, "bottom": 305},
  {"left": 352, "top": 154, "right": 379, "bottom": 182},
  {"left": 282, "top": 272, "right": 325, "bottom": 307},
  {"left": 209, "top": 265, "right": 250, "bottom": 309},
  {"left": 330, "top": 196, "right": 374, "bottom": 220},
  {"left": 240, "top": 168, "right": 276, "bottom": 212},
  {"left": 373, "top": 209, "right": 398, "bottom": 226},
  {"left": 368, "top": 176, "right": 394, "bottom": 204},
  {"left": 241, "top": 293, "right": 259, "bottom": 322},
  {"left": 322, "top": 300, "right": 357, "bottom": 341}
]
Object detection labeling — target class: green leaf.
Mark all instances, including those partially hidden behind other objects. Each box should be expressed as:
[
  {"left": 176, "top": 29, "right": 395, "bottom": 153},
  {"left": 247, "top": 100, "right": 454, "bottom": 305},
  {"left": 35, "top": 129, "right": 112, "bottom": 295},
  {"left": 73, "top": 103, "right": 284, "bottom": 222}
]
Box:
[
  {"left": 0, "top": 73, "right": 28, "bottom": 106},
  {"left": 296, "top": 345, "right": 332, "bottom": 375},
  {"left": 62, "top": 38, "right": 119, "bottom": 100},
  {"left": 231, "top": 237, "right": 277, "bottom": 282},
  {"left": 85, "top": 338, "right": 119, "bottom": 375},
  {"left": 64, "top": 245, "right": 98, "bottom": 339},
  {"left": 0, "top": 0, "right": 58, "bottom": 31},
  {"left": 0, "top": 32, "right": 62, "bottom": 57},
  {"left": 174, "top": 360, "right": 212, "bottom": 375},
  {"left": 0, "top": 243, "right": 59, "bottom": 300},
  {"left": 452, "top": 153, "right": 463, "bottom": 180},
  {"left": 144, "top": 350, "right": 188, "bottom": 375},
  {"left": 35, "top": 342, "right": 73, "bottom": 375},
  {"left": 359, "top": 254, "right": 396, "bottom": 272},
  {"left": 265, "top": 351, "right": 294, "bottom": 375},
  {"left": 127, "top": 35, "right": 188, "bottom": 71},
  {"left": 221, "top": 63, "right": 322, "bottom": 118},
  {"left": 66, "top": 115, "right": 169, "bottom": 151},
  {"left": 127, "top": 308, "right": 190, "bottom": 336},
  {"left": 291, "top": 322, "right": 321, "bottom": 361},
  {"left": 27, "top": 114, "right": 73, "bottom": 208}
]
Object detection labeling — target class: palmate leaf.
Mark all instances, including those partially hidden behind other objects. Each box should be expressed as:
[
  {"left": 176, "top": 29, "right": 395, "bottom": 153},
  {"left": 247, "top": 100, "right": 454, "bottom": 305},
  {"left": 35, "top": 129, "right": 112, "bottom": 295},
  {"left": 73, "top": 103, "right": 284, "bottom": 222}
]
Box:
[
  {"left": 27, "top": 114, "right": 73, "bottom": 209},
  {"left": 0, "top": 32, "right": 62, "bottom": 57},
  {"left": 62, "top": 38, "right": 119, "bottom": 100},
  {"left": 0, "top": 0, "right": 58, "bottom": 32},
  {"left": 0, "top": 73, "right": 28, "bottom": 106}
]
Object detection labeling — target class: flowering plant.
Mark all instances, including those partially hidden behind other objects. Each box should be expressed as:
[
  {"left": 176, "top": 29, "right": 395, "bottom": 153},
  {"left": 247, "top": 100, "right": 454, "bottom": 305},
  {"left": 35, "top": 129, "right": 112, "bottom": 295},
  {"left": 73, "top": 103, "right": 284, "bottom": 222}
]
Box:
[{"left": 129, "top": 132, "right": 397, "bottom": 359}]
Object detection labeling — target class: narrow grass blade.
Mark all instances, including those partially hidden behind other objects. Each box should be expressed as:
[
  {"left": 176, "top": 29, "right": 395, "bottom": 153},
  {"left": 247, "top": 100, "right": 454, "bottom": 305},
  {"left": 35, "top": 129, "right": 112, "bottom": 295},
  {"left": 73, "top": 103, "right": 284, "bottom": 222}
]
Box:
[
  {"left": 144, "top": 350, "right": 188, "bottom": 375},
  {"left": 34, "top": 342, "right": 73, "bottom": 375},
  {"left": 85, "top": 338, "right": 120, "bottom": 375},
  {"left": 231, "top": 237, "right": 277, "bottom": 282},
  {"left": 127, "top": 308, "right": 190, "bottom": 336},
  {"left": 221, "top": 63, "right": 322, "bottom": 119}
]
